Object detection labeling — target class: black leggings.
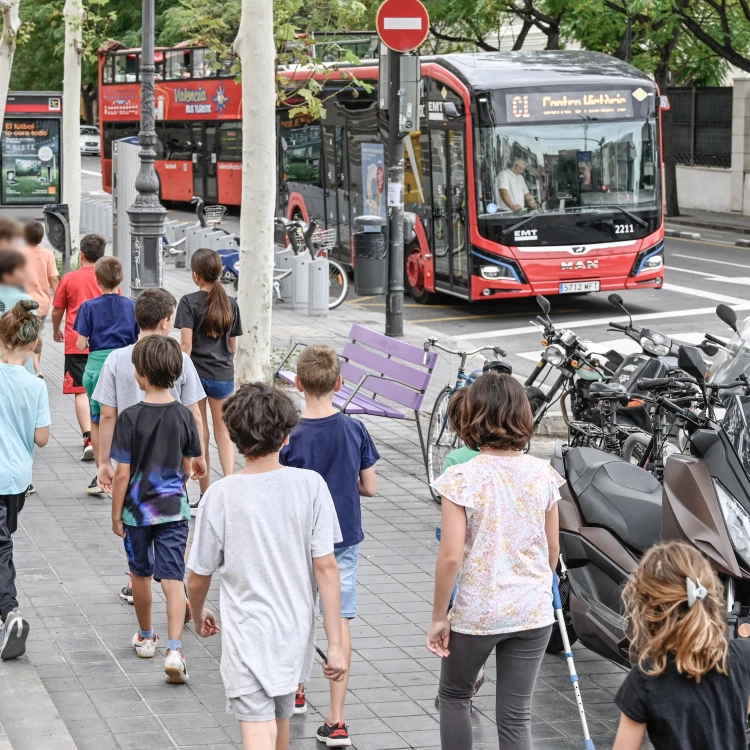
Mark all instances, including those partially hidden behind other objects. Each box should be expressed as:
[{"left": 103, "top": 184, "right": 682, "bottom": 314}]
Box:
[
  {"left": 0, "top": 494, "right": 23, "bottom": 621},
  {"left": 438, "top": 625, "right": 552, "bottom": 750}
]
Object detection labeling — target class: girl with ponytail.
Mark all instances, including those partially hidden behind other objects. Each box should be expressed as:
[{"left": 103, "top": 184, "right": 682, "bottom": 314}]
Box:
[
  {"left": 0, "top": 300, "right": 51, "bottom": 660},
  {"left": 614, "top": 541, "right": 750, "bottom": 750},
  {"left": 176, "top": 248, "right": 242, "bottom": 505}
]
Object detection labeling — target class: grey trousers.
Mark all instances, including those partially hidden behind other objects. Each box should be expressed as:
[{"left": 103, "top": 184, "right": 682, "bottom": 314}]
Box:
[{"left": 438, "top": 624, "right": 552, "bottom": 750}]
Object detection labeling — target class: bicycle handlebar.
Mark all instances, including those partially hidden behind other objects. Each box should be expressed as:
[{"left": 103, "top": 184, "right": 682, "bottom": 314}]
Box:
[
  {"left": 424, "top": 339, "right": 508, "bottom": 359},
  {"left": 609, "top": 321, "right": 629, "bottom": 332}
]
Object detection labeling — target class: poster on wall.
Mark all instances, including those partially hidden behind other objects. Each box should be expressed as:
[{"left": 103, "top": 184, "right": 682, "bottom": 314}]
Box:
[
  {"left": 361, "top": 143, "right": 386, "bottom": 222},
  {"left": 1, "top": 118, "right": 61, "bottom": 205}
]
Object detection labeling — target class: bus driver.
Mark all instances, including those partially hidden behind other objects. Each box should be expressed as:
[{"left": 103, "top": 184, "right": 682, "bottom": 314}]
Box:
[{"left": 497, "top": 157, "right": 538, "bottom": 212}]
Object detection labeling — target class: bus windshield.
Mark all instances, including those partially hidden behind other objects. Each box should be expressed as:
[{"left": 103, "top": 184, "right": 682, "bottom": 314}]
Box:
[{"left": 475, "top": 117, "right": 659, "bottom": 232}]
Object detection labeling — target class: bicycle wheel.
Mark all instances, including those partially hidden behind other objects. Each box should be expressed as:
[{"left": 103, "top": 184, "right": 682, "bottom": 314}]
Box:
[
  {"left": 426, "top": 386, "right": 462, "bottom": 503},
  {"left": 327, "top": 259, "right": 349, "bottom": 310}
]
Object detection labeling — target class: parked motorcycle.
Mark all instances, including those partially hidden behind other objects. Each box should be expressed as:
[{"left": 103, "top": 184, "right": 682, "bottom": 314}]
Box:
[{"left": 553, "top": 346, "right": 750, "bottom": 678}]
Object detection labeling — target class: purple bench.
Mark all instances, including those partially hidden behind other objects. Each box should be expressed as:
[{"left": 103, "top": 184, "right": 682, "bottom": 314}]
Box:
[{"left": 275, "top": 324, "right": 439, "bottom": 465}]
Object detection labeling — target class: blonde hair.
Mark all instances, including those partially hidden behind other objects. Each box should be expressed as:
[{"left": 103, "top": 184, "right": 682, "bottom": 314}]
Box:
[
  {"left": 623, "top": 541, "right": 727, "bottom": 683},
  {"left": 296, "top": 344, "right": 340, "bottom": 397}
]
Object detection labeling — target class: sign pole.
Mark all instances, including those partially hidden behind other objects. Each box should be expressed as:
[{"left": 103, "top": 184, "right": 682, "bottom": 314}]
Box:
[{"left": 385, "top": 48, "right": 404, "bottom": 338}]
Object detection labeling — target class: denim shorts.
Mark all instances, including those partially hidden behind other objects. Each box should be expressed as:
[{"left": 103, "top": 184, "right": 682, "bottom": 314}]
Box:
[
  {"left": 199, "top": 377, "right": 234, "bottom": 400},
  {"left": 123, "top": 520, "right": 189, "bottom": 581},
  {"left": 321, "top": 543, "right": 359, "bottom": 619}
]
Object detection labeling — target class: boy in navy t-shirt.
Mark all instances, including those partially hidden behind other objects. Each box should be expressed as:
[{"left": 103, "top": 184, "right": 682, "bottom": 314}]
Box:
[
  {"left": 281, "top": 343, "right": 379, "bottom": 747},
  {"left": 74, "top": 256, "right": 138, "bottom": 494}
]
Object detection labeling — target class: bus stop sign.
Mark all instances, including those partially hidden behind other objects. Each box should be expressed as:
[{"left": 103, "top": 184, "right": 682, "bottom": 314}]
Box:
[{"left": 376, "top": 0, "right": 429, "bottom": 52}]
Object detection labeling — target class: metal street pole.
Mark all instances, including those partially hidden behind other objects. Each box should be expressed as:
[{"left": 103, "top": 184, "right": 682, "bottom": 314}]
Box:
[
  {"left": 127, "top": 0, "right": 167, "bottom": 296},
  {"left": 385, "top": 48, "right": 404, "bottom": 338}
]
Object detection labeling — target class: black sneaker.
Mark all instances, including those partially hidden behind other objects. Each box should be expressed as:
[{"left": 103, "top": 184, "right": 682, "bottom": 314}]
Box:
[
  {"left": 87, "top": 477, "right": 104, "bottom": 495},
  {"left": 189, "top": 493, "right": 203, "bottom": 517},
  {"left": 316, "top": 722, "right": 351, "bottom": 747},
  {"left": 25, "top": 484, "right": 35, "bottom": 496},
  {"left": 120, "top": 575, "right": 134, "bottom": 604}
]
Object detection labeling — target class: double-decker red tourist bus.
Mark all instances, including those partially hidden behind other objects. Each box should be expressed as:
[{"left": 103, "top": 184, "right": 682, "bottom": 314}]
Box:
[{"left": 98, "top": 43, "right": 665, "bottom": 303}]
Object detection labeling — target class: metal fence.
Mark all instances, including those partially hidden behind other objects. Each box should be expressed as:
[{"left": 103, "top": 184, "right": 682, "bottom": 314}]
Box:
[{"left": 667, "top": 86, "right": 733, "bottom": 168}]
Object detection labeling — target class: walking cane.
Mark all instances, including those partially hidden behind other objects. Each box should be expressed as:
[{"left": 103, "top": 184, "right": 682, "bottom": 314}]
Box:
[{"left": 553, "top": 572, "right": 596, "bottom": 750}]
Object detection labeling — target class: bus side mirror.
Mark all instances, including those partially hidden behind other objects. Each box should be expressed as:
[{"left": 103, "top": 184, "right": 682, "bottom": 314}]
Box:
[{"left": 443, "top": 102, "right": 461, "bottom": 120}]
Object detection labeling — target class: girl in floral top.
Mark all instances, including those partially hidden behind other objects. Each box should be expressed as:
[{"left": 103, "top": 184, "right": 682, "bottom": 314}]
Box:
[{"left": 427, "top": 373, "right": 563, "bottom": 750}]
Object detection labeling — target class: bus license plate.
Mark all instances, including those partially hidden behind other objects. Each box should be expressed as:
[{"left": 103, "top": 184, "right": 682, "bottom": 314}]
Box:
[{"left": 559, "top": 281, "right": 600, "bottom": 294}]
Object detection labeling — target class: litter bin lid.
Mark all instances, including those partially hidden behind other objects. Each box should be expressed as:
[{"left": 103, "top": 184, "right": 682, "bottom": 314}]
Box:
[{"left": 354, "top": 214, "right": 387, "bottom": 228}]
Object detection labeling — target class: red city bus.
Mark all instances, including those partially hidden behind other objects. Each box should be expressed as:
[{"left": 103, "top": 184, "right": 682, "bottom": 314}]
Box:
[{"left": 98, "top": 44, "right": 665, "bottom": 303}]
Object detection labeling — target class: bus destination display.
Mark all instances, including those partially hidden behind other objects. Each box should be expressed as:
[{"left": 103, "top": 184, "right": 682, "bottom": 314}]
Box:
[{"left": 506, "top": 90, "right": 637, "bottom": 122}]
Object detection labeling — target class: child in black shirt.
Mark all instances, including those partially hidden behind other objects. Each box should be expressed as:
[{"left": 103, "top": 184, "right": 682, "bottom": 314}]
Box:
[
  {"left": 111, "top": 335, "right": 201, "bottom": 685},
  {"left": 614, "top": 541, "right": 750, "bottom": 750}
]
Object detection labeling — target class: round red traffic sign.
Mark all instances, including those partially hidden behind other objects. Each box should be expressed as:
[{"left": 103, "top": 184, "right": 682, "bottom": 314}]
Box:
[{"left": 376, "top": 0, "right": 429, "bottom": 53}]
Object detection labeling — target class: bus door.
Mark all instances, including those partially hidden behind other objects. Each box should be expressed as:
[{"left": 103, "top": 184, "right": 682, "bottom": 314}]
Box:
[
  {"left": 322, "top": 125, "right": 350, "bottom": 262},
  {"left": 430, "top": 128, "right": 469, "bottom": 296},
  {"left": 191, "top": 122, "right": 218, "bottom": 203}
]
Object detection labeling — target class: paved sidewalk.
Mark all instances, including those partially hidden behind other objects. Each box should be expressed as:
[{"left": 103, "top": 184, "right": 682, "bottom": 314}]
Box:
[
  {"left": 666, "top": 207, "right": 750, "bottom": 236},
  {"left": 4, "top": 264, "right": 637, "bottom": 750}
]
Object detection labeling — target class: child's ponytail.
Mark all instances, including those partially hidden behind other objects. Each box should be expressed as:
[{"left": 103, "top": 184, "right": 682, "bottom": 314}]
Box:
[
  {"left": 623, "top": 541, "right": 728, "bottom": 682},
  {"left": 190, "top": 248, "right": 233, "bottom": 338}
]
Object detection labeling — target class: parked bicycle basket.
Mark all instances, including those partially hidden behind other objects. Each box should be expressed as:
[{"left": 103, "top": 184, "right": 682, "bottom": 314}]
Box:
[
  {"left": 311, "top": 227, "right": 336, "bottom": 256},
  {"left": 204, "top": 205, "right": 227, "bottom": 227}
]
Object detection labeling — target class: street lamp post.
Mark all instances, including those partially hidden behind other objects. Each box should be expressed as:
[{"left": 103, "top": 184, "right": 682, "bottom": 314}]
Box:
[{"left": 127, "top": 0, "right": 167, "bottom": 296}]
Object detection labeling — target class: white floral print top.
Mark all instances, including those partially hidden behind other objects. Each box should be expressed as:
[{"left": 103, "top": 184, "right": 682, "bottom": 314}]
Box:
[{"left": 432, "top": 453, "right": 564, "bottom": 635}]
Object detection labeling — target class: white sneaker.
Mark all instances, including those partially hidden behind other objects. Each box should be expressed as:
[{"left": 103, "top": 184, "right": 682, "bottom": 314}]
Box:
[
  {"left": 132, "top": 630, "right": 158, "bottom": 658},
  {"left": 164, "top": 649, "right": 189, "bottom": 684},
  {"left": 0, "top": 611, "right": 29, "bottom": 660}
]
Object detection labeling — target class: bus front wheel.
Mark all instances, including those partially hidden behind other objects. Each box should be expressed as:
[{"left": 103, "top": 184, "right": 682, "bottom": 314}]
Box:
[{"left": 405, "top": 245, "right": 436, "bottom": 305}]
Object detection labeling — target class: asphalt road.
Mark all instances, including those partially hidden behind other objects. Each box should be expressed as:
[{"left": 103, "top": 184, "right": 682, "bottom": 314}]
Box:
[{"left": 80, "top": 155, "right": 748, "bottom": 378}]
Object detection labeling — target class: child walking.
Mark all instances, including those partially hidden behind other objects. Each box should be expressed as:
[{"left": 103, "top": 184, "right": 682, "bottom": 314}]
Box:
[
  {"left": 93, "top": 288, "right": 207, "bottom": 606},
  {"left": 188, "top": 383, "right": 347, "bottom": 750},
  {"left": 427, "top": 373, "right": 561, "bottom": 750},
  {"left": 21, "top": 220, "right": 58, "bottom": 376},
  {"left": 51, "top": 233, "right": 107, "bottom": 462},
  {"left": 110, "top": 335, "right": 202, "bottom": 683},
  {"left": 614, "top": 541, "right": 750, "bottom": 750},
  {"left": 74, "top": 256, "right": 138, "bottom": 494},
  {"left": 0, "top": 248, "right": 36, "bottom": 377},
  {"left": 0, "top": 301, "right": 50, "bottom": 659},
  {"left": 176, "top": 248, "right": 242, "bottom": 509},
  {"left": 280, "top": 344, "right": 379, "bottom": 747}
]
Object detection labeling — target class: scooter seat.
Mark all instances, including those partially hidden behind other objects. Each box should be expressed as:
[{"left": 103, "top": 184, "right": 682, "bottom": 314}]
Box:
[{"left": 565, "top": 447, "right": 662, "bottom": 553}]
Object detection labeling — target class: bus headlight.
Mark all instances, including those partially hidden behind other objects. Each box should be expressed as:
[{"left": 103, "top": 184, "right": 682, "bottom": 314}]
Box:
[
  {"left": 642, "top": 254, "right": 663, "bottom": 270},
  {"left": 714, "top": 479, "right": 750, "bottom": 564},
  {"left": 544, "top": 344, "right": 565, "bottom": 367},
  {"left": 480, "top": 264, "right": 515, "bottom": 280}
]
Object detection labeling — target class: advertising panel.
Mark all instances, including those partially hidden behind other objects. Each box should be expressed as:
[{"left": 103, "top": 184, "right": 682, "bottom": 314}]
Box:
[{"left": 1, "top": 118, "right": 61, "bottom": 205}]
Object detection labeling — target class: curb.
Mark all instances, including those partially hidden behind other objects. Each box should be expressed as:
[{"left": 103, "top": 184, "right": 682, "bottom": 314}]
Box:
[
  {"left": 664, "top": 228, "right": 701, "bottom": 240},
  {"left": 736, "top": 238, "right": 750, "bottom": 248},
  {"left": 534, "top": 414, "right": 568, "bottom": 439},
  {"left": 664, "top": 217, "right": 750, "bottom": 236}
]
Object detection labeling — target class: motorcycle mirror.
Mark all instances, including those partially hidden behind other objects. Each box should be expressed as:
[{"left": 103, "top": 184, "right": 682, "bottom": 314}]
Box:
[
  {"left": 716, "top": 303, "right": 738, "bottom": 333},
  {"left": 536, "top": 295, "right": 551, "bottom": 315},
  {"left": 701, "top": 341, "right": 719, "bottom": 357},
  {"left": 678, "top": 345, "right": 707, "bottom": 383},
  {"left": 608, "top": 293, "right": 624, "bottom": 308}
]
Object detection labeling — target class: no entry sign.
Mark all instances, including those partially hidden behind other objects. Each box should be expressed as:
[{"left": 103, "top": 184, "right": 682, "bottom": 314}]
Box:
[{"left": 376, "top": 0, "right": 430, "bottom": 52}]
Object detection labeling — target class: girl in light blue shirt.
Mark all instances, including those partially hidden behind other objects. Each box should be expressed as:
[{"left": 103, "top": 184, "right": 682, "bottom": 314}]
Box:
[{"left": 0, "top": 299, "right": 50, "bottom": 660}]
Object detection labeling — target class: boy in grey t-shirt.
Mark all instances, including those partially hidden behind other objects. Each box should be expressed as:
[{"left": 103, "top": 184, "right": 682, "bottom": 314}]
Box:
[{"left": 188, "top": 383, "right": 346, "bottom": 750}]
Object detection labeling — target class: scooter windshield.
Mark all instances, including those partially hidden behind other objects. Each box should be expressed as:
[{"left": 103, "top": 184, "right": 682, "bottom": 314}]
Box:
[
  {"left": 708, "top": 316, "right": 750, "bottom": 388},
  {"left": 722, "top": 395, "right": 750, "bottom": 478}
]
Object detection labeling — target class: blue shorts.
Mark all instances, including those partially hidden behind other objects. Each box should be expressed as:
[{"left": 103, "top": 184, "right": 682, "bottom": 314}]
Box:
[
  {"left": 123, "top": 520, "right": 189, "bottom": 581},
  {"left": 199, "top": 377, "right": 234, "bottom": 400},
  {"left": 321, "top": 544, "right": 359, "bottom": 619},
  {"left": 90, "top": 412, "right": 100, "bottom": 425}
]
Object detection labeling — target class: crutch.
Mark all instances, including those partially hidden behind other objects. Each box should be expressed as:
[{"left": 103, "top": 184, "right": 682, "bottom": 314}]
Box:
[{"left": 553, "top": 572, "right": 596, "bottom": 750}]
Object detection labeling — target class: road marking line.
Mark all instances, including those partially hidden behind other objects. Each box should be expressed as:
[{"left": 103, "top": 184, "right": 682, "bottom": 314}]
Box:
[
  {"left": 457, "top": 303, "right": 750, "bottom": 341},
  {"left": 411, "top": 314, "right": 490, "bottom": 324},
  {"left": 663, "top": 282, "right": 748, "bottom": 305},
  {"left": 82, "top": 169, "right": 102, "bottom": 176},
  {"left": 672, "top": 254, "right": 750, "bottom": 271}
]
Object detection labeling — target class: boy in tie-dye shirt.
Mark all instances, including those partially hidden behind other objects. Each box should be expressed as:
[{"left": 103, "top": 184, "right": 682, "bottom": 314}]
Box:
[{"left": 110, "top": 335, "right": 202, "bottom": 684}]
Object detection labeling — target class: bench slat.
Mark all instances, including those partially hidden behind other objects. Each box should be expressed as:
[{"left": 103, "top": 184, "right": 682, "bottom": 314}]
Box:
[
  {"left": 340, "top": 360, "right": 424, "bottom": 411},
  {"left": 350, "top": 324, "right": 438, "bottom": 369},
  {"left": 277, "top": 370, "right": 296, "bottom": 386},
  {"left": 341, "top": 343, "right": 430, "bottom": 392},
  {"left": 340, "top": 388, "right": 405, "bottom": 419}
]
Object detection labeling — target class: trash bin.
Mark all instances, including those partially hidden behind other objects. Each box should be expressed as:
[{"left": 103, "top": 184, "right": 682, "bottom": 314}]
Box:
[
  {"left": 43, "top": 204, "right": 71, "bottom": 274},
  {"left": 353, "top": 215, "right": 387, "bottom": 296}
]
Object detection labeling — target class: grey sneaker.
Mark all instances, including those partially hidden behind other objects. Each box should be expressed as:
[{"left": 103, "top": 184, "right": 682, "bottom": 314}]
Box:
[{"left": 1, "top": 611, "right": 29, "bottom": 660}]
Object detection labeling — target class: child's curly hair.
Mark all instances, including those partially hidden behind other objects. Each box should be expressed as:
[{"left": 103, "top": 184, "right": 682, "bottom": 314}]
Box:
[{"left": 623, "top": 541, "right": 727, "bottom": 682}]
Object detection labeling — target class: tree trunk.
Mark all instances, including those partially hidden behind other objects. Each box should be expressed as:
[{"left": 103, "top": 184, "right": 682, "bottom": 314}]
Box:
[
  {"left": 656, "top": 61, "right": 680, "bottom": 216},
  {"left": 0, "top": 0, "right": 21, "bottom": 139},
  {"left": 233, "top": 0, "right": 275, "bottom": 383},
  {"left": 63, "top": 0, "right": 83, "bottom": 251}
]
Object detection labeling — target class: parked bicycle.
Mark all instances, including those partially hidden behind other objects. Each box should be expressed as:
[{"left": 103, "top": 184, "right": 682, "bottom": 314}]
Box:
[{"left": 423, "top": 338, "right": 511, "bottom": 503}]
